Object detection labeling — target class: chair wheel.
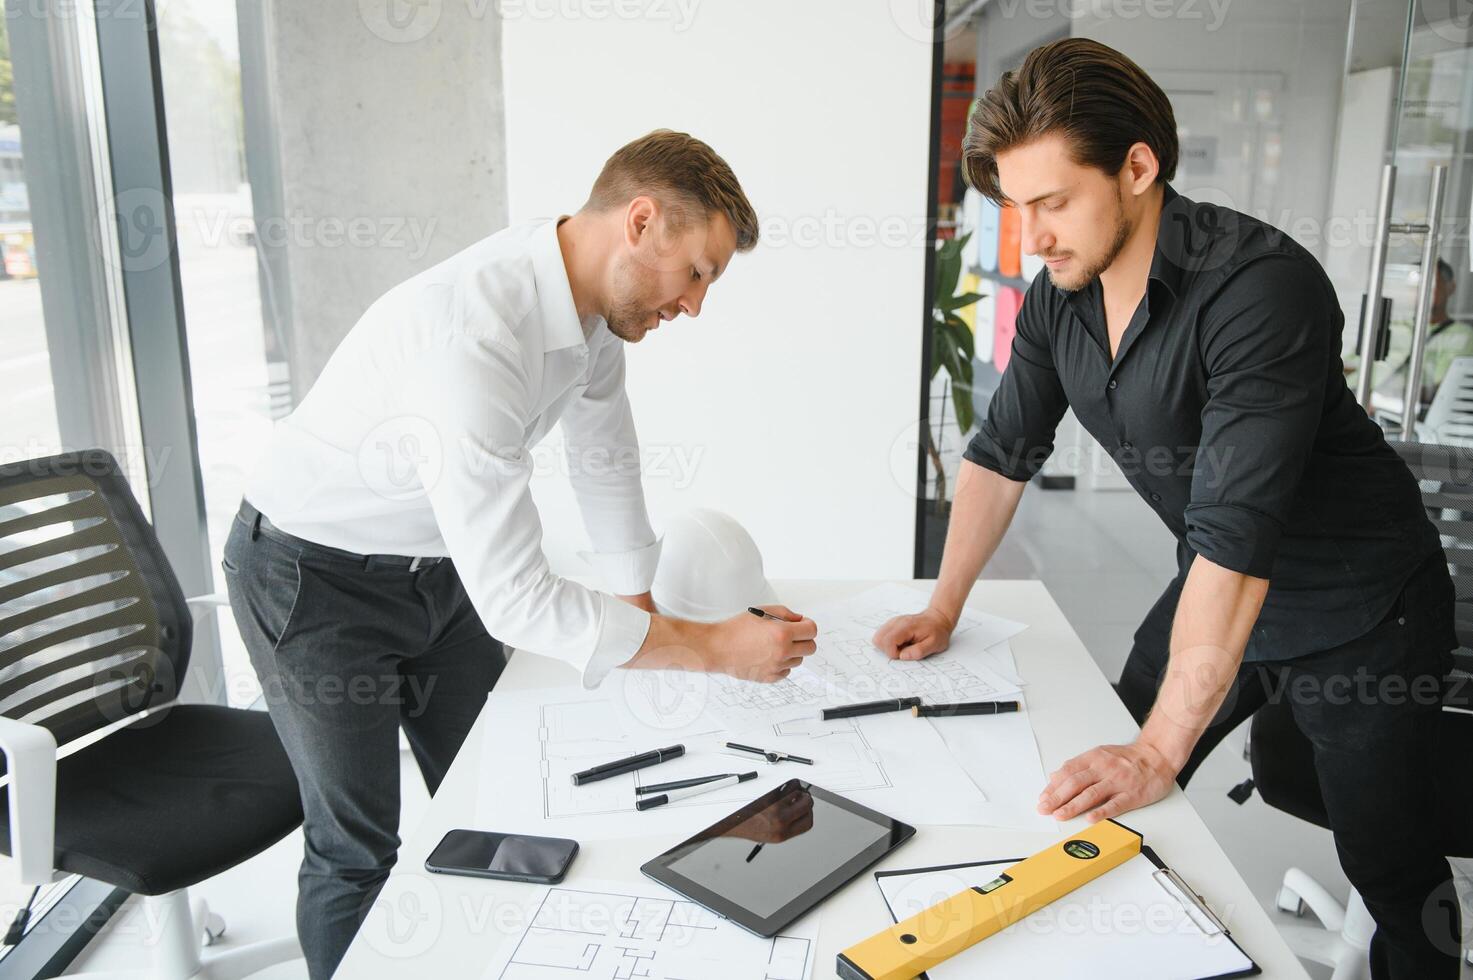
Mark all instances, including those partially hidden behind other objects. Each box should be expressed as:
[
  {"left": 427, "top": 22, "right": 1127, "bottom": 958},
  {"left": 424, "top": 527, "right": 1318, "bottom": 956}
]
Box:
[
  {"left": 201, "top": 911, "right": 226, "bottom": 946},
  {"left": 1275, "top": 886, "right": 1305, "bottom": 917}
]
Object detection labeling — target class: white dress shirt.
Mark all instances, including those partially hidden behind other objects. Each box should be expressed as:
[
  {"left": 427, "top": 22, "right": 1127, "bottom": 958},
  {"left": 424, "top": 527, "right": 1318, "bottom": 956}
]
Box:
[{"left": 245, "top": 219, "right": 659, "bottom": 687}]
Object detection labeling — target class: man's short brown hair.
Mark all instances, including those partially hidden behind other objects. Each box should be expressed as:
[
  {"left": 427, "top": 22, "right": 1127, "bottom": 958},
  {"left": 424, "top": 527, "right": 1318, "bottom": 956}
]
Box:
[
  {"left": 962, "top": 38, "right": 1178, "bottom": 204},
  {"left": 585, "top": 129, "right": 760, "bottom": 252}
]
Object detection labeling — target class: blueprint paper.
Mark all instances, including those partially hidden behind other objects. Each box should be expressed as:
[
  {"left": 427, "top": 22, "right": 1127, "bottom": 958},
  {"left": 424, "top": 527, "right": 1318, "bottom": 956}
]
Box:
[
  {"left": 475, "top": 687, "right": 991, "bottom": 840},
  {"left": 926, "top": 685, "right": 1056, "bottom": 833},
  {"left": 874, "top": 855, "right": 1254, "bottom": 979},
  {"left": 796, "top": 583, "right": 1026, "bottom": 705},
  {"left": 619, "top": 584, "right": 1027, "bottom": 730},
  {"left": 481, "top": 878, "right": 817, "bottom": 980}
]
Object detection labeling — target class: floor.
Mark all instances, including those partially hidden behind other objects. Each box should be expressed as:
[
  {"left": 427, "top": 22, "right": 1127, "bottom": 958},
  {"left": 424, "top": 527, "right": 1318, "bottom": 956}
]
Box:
[{"left": 35, "top": 484, "right": 1473, "bottom": 978}]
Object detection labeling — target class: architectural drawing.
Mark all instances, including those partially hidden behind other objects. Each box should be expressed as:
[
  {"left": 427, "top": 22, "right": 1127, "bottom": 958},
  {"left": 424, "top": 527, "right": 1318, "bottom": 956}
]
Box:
[{"left": 483, "top": 886, "right": 813, "bottom": 980}]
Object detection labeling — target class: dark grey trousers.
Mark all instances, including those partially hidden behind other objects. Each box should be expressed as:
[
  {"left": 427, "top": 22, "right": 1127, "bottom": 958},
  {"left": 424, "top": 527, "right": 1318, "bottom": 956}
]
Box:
[{"left": 222, "top": 502, "right": 505, "bottom": 980}]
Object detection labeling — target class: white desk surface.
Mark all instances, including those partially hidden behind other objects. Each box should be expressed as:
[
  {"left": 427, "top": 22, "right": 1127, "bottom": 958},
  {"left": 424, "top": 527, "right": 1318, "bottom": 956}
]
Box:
[{"left": 335, "top": 579, "right": 1309, "bottom": 979}]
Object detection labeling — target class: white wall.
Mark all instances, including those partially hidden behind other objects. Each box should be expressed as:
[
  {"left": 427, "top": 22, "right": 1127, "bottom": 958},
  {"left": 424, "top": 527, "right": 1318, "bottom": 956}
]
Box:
[
  {"left": 1073, "top": 0, "right": 1352, "bottom": 265},
  {"left": 502, "top": 1, "right": 935, "bottom": 581}
]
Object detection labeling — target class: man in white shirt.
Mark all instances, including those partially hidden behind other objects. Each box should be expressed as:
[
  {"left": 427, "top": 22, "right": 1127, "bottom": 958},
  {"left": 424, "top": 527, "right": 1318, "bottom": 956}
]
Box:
[{"left": 222, "top": 131, "right": 816, "bottom": 979}]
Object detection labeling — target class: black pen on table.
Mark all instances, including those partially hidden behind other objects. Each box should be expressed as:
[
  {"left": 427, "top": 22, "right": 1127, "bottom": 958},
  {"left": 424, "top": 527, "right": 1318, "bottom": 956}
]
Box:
[
  {"left": 912, "top": 700, "right": 1020, "bottom": 718},
  {"left": 571, "top": 744, "right": 684, "bottom": 785},
  {"left": 821, "top": 697, "right": 922, "bottom": 720}
]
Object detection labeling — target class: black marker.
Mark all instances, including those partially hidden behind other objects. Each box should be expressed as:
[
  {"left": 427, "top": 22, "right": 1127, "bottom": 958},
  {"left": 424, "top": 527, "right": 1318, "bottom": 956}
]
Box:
[
  {"left": 912, "top": 700, "right": 1020, "bottom": 718},
  {"left": 822, "top": 697, "right": 922, "bottom": 720},
  {"left": 571, "top": 744, "right": 684, "bottom": 785}
]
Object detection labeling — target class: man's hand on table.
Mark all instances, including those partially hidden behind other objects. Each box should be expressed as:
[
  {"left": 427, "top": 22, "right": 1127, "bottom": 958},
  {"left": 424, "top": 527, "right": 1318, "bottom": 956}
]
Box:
[
  {"left": 1037, "top": 739, "right": 1180, "bottom": 822},
  {"left": 870, "top": 606, "right": 956, "bottom": 660}
]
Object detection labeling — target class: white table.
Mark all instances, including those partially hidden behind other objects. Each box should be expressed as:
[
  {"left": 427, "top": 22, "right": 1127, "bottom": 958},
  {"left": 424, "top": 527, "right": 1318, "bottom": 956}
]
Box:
[{"left": 335, "top": 580, "right": 1310, "bottom": 978}]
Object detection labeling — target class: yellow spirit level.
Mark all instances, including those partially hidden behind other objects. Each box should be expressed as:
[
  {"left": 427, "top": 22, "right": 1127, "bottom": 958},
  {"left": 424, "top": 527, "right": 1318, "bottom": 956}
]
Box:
[{"left": 837, "top": 819, "right": 1143, "bottom": 980}]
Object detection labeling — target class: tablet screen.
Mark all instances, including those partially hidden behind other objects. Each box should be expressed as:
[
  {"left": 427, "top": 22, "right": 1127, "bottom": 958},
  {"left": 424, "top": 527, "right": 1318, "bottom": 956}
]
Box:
[{"left": 643, "top": 780, "right": 915, "bottom": 936}]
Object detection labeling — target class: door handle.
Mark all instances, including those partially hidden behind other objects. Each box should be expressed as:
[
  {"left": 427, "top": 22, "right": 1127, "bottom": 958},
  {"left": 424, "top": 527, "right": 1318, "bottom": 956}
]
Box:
[
  {"left": 1356, "top": 164, "right": 1397, "bottom": 406},
  {"left": 1401, "top": 164, "right": 1448, "bottom": 441}
]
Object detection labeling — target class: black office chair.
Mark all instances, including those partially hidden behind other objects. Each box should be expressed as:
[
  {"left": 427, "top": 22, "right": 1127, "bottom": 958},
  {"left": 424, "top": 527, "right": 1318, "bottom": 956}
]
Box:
[
  {"left": 1241, "top": 439, "right": 1473, "bottom": 978},
  {"left": 0, "top": 450, "right": 304, "bottom": 977}
]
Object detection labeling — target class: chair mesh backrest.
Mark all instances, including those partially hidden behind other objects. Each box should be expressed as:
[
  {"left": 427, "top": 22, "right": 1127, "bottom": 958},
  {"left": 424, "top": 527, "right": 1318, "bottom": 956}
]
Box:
[
  {"left": 1421, "top": 355, "right": 1473, "bottom": 446},
  {"left": 1389, "top": 439, "right": 1473, "bottom": 679},
  {"left": 0, "top": 450, "right": 190, "bottom": 746}
]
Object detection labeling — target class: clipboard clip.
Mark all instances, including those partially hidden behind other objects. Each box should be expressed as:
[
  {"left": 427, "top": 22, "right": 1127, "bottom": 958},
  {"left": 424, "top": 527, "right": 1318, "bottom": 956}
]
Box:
[{"left": 1152, "top": 867, "right": 1228, "bottom": 937}]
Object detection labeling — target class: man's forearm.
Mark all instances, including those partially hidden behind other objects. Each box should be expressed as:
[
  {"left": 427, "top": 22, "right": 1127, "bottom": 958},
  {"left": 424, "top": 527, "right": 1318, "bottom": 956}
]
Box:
[
  {"left": 929, "top": 461, "right": 1028, "bottom": 624},
  {"left": 1139, "top": 555, "right": 1268, "bottom": 770},
  {"left": 624, "top": 615, "right": 713, "bottom": 672}
]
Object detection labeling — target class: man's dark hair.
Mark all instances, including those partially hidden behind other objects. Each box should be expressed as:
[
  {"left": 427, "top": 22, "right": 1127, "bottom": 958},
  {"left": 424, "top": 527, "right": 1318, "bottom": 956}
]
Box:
[{"left": 961, "top": 38, "right": 1179, "bottom": 204}]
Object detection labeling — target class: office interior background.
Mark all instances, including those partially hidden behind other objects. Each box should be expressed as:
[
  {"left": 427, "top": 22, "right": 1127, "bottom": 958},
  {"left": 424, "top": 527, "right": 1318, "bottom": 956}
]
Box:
[{"left": 1, "top": 0, "right": 1471, "bottom": 976}]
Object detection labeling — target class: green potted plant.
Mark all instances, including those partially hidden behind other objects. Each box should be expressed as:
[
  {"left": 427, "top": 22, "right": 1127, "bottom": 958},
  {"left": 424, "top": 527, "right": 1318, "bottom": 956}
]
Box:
[{"left": 926, "top": 232, "right": 985, "bottom": 513}]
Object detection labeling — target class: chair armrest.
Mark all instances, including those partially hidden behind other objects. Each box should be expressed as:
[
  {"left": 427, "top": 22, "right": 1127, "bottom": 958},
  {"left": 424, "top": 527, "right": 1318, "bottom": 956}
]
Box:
[
  {"left": 185, "top": 592, "right": 231, "bottom": 626},
  {"left": 0, "top": 716, "right": 57, "bottom": 886},
  {"left": 185, "top": 589, "right": 231, "bottom": 627}
]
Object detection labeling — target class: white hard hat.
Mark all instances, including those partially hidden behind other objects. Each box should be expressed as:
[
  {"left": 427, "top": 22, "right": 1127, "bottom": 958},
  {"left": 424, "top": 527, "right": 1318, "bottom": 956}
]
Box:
[{"left": 651, "top": 508, "right": 778, "bottom": 622}]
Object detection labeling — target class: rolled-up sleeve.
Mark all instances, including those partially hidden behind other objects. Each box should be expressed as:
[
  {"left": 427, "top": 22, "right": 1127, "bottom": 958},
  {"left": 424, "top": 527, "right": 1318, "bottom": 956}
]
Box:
[
  {"left": 1185, "top": 256, "right": 1329, "bottom": 578},
  {"left": 963, "top": 286, "right": 1069, "bottom": 481},
  {"left": 405, "top": 319, "right": 650, "bottom": 689},
  {"left": 559, "top": 332, "right": 662, "bottom": 597}
]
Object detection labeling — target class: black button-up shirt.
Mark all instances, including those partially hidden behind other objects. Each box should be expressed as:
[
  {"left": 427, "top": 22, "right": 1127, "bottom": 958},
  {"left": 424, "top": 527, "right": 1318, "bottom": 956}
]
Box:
[{"left": 964, "top": 184, "right": 1441, "bottom": 661}]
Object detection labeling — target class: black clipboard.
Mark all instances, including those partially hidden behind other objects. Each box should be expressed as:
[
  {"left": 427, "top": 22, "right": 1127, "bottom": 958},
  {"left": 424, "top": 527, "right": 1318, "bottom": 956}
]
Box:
[{"left": 873, "top": 844, "right": 1261, "bottom": 980}]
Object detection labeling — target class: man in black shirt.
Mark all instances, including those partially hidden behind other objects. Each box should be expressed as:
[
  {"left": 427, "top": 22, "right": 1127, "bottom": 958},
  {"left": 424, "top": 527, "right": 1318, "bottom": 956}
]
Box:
[{"left": 873, "top": 38, "right": 1459, "bottom": 978}]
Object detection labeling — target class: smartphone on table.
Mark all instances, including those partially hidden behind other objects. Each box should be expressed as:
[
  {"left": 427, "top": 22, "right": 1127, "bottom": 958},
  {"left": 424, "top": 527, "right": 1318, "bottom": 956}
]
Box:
[{"left": 424, "top": 829, "right": 579, "bottom": 884}]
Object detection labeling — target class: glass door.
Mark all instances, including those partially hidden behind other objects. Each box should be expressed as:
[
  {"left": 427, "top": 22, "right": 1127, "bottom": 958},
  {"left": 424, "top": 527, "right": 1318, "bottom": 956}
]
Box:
[{"left": 1342, "top": 0, "right": 1473, "bottom": 442}]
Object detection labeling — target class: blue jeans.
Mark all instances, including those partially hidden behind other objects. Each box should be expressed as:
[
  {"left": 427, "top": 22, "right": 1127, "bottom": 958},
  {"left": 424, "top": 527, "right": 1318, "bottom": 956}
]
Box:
[{"left": 222, "top": 502, "right": 505, "bottom": 979}]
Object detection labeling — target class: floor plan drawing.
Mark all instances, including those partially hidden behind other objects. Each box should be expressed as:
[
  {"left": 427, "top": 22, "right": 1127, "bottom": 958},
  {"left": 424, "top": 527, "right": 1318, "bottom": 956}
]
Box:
[
  {"left": 847, "top": 603, "right": 987, "bottom": 637},
  {"left": 482, "top": 884, "right": 815, "bottom": 980},
  {"left": 818, "top": 632, "right": 1015, "bottom": 703}
]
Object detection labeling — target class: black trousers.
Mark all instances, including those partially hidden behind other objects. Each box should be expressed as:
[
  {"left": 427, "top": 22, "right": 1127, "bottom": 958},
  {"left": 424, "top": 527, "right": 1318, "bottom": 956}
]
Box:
[
  {"left": 223, "top": 503, "right": 505, "bottom": 980},
  {"left": 1116, "top": 554, "right": 1461, "bottom": 979}
]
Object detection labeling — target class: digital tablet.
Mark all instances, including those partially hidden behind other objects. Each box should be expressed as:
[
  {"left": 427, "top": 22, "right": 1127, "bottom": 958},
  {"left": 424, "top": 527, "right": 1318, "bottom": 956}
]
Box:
[{"left": 641, "top": 779, "right": 915, "bottom": 937}]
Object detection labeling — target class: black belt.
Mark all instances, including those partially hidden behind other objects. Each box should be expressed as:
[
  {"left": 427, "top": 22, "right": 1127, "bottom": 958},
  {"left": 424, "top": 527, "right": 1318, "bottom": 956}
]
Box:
[{"left": 237, "top": 500, "right": 444, "bottom": 571}]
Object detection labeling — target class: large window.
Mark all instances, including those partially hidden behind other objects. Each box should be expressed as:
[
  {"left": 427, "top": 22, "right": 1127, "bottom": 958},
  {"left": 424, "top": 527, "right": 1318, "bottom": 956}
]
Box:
[
  {"left": 155, "top": 0, "right": 290, "bottom": 706},
  {"left": 1, "top": 1, "right": 221, "bottom": 968}
]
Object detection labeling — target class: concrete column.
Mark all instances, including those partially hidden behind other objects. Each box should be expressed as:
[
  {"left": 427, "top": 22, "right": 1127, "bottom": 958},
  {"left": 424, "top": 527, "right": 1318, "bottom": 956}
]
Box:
[{"left": 241, "top": 0, "right": 510, "bottom": 397}]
